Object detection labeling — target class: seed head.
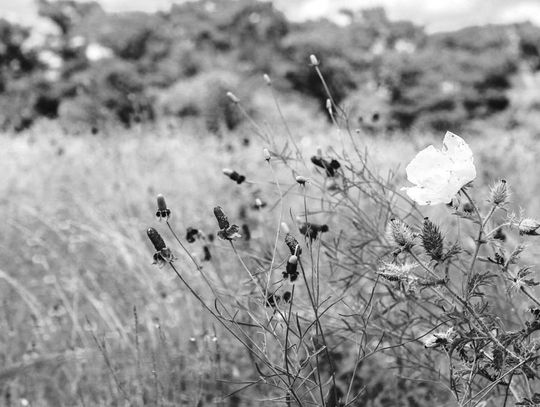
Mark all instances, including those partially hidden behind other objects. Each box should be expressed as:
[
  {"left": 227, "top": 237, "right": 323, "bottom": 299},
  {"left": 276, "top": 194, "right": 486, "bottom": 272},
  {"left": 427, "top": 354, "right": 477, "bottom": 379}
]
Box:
[
  {"left": 519, "top": 218, "right": 540, "bottom": 235},
  {"left": 295, "top": 175, "right": 308, "bottom": 185},
  {"left": 489, "top": 179, "right": 510, "bottom": 206},
  {"left": 147, "top": 227, "right": 166, "bottom": 251},
  {"left": 222, "top": 168, "right": 246, "bottom": 184},
  {"left": 213, "top": 206, "right": 230, "bottom": 230},
  {"left": 156, "top": 194, "right": 171, "bottom": 220},
  {"left": 226, "top": 91, "right": 240, "bottom": 103},
  {"left": 263, "top": 73, "right": 271, "bottom": 85},
  {"left": 217, "top": 224, "right": 242, "bottom": 241},
  {"left": 281, "top": 222, "right": 290, "bottom": 234},
  {"left": 283, "top": 254, "right": 299, "bottom": 282},
  {"left": 387, "top": 218, "right": 415, "bottom": 249},
  {"left": 326, "top": 98, "right": 332, "bottom": 113},
  {"left": 253, "top": 198, "right": 266, "bottom": 210},
  {"left": 283, "top": 291, "right": 292, "bottom": 303},
  {"left": 285, "top": 233, "right": 302, "bottom": 256},
  {"left": 263, "top": 148, "right": 271, "bottom": 161},
  {"left": 309, "top": 54, "right": 319, "bottom": 66},
  {"left": 421, "top": 218, "right": 444, "bottom": 262}
]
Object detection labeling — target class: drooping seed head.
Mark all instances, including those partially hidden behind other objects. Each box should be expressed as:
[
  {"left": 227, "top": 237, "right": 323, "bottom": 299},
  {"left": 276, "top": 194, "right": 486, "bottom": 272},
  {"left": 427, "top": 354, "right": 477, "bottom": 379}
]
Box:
[{"left": 489, "top": 179, "right": 510, "bottom": 206}]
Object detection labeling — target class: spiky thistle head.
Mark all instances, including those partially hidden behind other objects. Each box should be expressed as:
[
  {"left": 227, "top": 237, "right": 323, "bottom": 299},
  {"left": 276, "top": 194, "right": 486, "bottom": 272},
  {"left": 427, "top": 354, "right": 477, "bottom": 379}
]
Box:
[
  {"left": 519, "top": 218, "right": 540, "bottom": 235},
  {"left": 489, "top": 179, "right": 510, "bottom": 206},
  {"left": 387, "top": 218, "right": 415, "bottom": 249},
  {"left": 421, "top": 218, "right": 444, "bottom": 262}
]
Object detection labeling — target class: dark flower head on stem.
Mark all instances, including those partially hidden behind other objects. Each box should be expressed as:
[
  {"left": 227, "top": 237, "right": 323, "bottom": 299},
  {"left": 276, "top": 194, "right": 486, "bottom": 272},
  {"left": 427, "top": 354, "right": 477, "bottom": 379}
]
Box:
[
  {"left": 285, "top": 233, "right": 302, "bottom": 256},
  {"left": 156, "top": 194, "right": 171, "bottom": 220},
  {"left": 147, "top": 227, "right": 174, "bottom": 267}
]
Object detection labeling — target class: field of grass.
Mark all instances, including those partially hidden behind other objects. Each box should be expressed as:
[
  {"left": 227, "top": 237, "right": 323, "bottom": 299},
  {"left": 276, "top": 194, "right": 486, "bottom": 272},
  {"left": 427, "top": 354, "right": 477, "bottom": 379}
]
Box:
[{"left": 2, "top": 94, "right": 540, "bottom": 406}]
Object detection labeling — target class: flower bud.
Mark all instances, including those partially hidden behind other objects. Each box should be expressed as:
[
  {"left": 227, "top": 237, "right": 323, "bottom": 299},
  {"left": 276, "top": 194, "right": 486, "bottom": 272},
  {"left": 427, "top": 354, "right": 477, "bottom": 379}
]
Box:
[
  {"left": 309, "top": 54, "right": 319, "bottom": 66},
  {"left": 489, "top": 179, "right": 510, "bottom": 206}
]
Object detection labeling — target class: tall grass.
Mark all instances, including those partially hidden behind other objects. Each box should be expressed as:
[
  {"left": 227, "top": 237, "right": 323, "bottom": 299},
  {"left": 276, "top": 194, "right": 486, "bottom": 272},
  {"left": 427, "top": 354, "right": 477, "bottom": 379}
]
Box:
[{"left": 1, "top": 67, "right": 540, "bottom": 406}]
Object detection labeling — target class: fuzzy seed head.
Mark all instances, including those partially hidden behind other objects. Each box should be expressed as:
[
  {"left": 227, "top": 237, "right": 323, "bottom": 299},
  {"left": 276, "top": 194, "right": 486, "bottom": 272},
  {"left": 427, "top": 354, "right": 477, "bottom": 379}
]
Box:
[
  {"left": 226, "top": 91, "right": 239, "bottom": 103},
  {"left": 387, "top": 218, "right": 415, "bottom": 249},
  {"left": 421, "top": 218, "right": 444, "bottom": 261},
  {"left": 519, "top": 218, "right": 540, "bottom": 235},
  {"left": 490, "top": 179, "right": 510, "bottom": 206},
  {"left": 309, "top": 54, "right": 319, "bottom": 66}
]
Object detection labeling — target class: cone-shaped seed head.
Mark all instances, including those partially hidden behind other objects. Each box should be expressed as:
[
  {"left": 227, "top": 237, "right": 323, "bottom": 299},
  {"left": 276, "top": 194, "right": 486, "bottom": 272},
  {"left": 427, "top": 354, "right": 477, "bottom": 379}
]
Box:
[
  {"left": 422, "top": 218, "right": 444, "bottom": 261},
  {"left": 214, "top": 206, "right": 230, "bottom": 230},
  {"left": 147, "top": 227, "right": 166, "bottom": 251}
]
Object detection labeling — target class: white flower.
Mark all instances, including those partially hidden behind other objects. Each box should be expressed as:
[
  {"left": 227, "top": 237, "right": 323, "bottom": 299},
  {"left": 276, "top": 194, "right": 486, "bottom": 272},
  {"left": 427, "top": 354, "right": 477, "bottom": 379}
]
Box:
[{"left": 402, "top": 131, "right": 476, "bottom": 205}]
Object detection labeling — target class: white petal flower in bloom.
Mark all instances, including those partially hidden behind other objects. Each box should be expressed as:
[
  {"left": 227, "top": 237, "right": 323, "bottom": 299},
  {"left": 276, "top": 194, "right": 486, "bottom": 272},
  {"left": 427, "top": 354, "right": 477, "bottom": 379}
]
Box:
[{"left": 402, "top": 131, "right": 476, "bottom": 205}]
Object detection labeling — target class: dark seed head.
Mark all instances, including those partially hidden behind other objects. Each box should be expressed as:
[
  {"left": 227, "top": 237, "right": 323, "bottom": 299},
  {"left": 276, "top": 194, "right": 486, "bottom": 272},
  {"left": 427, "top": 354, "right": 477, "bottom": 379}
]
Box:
[
  {"left": 214, "top": 206, "right": 230, "bottom": 230},
  {"left": 155, "top": 194, "right": 171, "bottom": 219},
  {"left": 147, "top": 227, "right": 166, "bottom": 251},
  {"left": 285, "top": 233, "right": 302, "bottom": 256},
  {"left": 283, "top": 291, "right": 292, "bottom": 303}
]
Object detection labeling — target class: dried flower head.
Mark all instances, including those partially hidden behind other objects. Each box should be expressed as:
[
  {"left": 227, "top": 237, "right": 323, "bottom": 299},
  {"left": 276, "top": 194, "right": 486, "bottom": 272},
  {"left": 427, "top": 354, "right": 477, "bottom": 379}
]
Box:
[
  {"left": 214, "top": 206, "right": 242, "bottom": 241},
  {"left": 222, "top": 168, "right": 246, "bottom": 184},
  {"left": 489, "top": 179, "right": 510, "bottom": 206},
  {"left": 299, "top": 222, "right": 329, "bottom": 242},
  {"left": 285, "top": 233, "right": 302, "bottom": 256},
  {"left": 283, "top": 255, "right": 299, "bottom": 282},
  {"left": 295, "top": 175, "right": 308, "bottom": 186},
  {"left": 311, "top": 155, "right": 341, "bottom": 177},
  {"left": 519, "top": 218, "right": 540, "bottom": 235},
  {"left": 423, "top": 327, "right": 457, "bottom": 349},
  {"left": 147, "top": 227, "right": 174, "bottom": 267},
  {"left": 377, "top": 261, "right": 416, "bottom": 282},
  {"left": 387, "top": 218, "right": 415, "bottom": 249},
  {"left": 422, "top": 218, "right": 444, "bottom": 262},
  {"left": 156, "top": 194, "right": 171, "bottom": 220},
  {"left": 186, "top": 227, "right": 200, "bottom": 243},
  {"left": 309, "top": 54, "right": 319, "bottom": 66}
]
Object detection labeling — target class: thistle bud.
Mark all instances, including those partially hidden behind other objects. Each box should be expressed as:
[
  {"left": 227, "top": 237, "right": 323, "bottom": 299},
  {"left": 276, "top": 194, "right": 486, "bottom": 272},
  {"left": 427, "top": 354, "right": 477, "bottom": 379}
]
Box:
[
  {"left": 156, "top": 194, "right": 171, "bottom": 220},
  {"left": 421, "top": 218, "right": 444, "bottom": 262},
  {"left": 489, "top": 179, "right": 510, "bottom": 206},
  {"left": 309, "top": 54, "right": 319, "bottom": 66},
  {"left": 387, "top": 218, "right": 415, "bottom": 249},
  {"left": 263, "top": 73, "right": 271, "bottom": 85},
  {"left": 519, "top": 218, "right": 540, "bottom": 235},
  {"left": 263, "top": 148, "right": 271, "bottom": 161},
  {"left": 295, "top": 175, "right": 308, "bottom": 186},
  {"left": 226, "top": 91, "right": 240, "bottom": 103}
]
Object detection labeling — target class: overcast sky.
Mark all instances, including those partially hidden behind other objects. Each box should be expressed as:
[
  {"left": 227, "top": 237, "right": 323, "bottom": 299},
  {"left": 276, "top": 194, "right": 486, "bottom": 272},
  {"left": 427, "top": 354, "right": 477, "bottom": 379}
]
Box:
[{"left": 2, "top": 0, "right": 540, "bottom": 33}]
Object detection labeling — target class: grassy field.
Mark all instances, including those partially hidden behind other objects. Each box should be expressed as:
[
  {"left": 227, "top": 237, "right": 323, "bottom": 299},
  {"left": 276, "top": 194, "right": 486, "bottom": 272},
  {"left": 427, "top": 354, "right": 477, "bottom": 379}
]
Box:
[{"left": 2, "top": 96, "right": 540, "bottom": 406}]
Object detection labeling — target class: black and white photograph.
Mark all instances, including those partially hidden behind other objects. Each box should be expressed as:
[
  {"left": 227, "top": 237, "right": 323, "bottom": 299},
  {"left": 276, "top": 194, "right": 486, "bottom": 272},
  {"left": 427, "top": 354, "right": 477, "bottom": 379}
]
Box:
[{"left": 2, "top": 0, "right": 540, "bottom": 405}]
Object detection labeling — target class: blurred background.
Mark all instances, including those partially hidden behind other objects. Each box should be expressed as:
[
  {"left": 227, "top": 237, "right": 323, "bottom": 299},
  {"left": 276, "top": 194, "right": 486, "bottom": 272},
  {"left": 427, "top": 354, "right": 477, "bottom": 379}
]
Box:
[{"left": 2, "top": 1, "right": 540, "bottom": 406}]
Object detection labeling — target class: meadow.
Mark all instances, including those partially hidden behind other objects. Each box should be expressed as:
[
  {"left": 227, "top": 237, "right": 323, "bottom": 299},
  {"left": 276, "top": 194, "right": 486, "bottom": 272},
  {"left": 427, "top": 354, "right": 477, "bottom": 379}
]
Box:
[{"left": 2, "top": 76, "right": 540, "bottom": 407}]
